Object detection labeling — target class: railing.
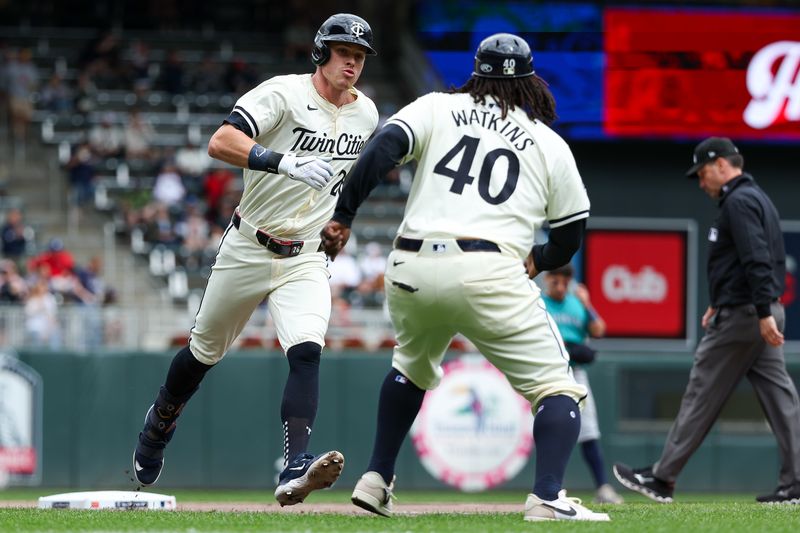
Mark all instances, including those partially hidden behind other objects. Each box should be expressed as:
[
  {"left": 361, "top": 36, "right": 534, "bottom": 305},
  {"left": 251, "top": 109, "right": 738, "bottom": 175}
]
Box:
[{"left": 0, "top": 304, "right": 397, "bottom": 353}]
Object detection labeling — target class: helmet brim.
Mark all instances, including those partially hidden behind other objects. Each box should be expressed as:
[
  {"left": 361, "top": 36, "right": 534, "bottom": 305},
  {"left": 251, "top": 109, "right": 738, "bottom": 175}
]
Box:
[{"left": 320, "top": 36, "right": 377, "bottom": 55}]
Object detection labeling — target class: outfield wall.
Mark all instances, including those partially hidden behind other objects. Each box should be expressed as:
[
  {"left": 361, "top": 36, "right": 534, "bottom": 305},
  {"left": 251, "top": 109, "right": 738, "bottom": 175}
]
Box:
[{"left": 15, "top": 349, "right": 800, "bottom": 493}]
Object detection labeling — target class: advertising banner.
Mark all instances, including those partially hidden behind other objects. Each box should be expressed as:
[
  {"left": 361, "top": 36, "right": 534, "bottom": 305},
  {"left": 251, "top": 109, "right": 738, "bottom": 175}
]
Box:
[
  {"left": 583, "top": 230, "right": 687, "bottom": 338},
  {"left": 0, "top": 353, "right": 43, "bottom": 486},
  {"left": 605, "top": 8, "right": 800, "bottom": 140},
  {"left": 410, "top": 355, "right": 533, "bottom": 491}
]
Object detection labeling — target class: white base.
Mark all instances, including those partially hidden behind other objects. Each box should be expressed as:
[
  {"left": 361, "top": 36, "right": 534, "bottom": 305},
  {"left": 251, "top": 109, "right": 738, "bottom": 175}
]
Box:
[{"left": 38, "top": 490, "right": 176, "bottom": 510}]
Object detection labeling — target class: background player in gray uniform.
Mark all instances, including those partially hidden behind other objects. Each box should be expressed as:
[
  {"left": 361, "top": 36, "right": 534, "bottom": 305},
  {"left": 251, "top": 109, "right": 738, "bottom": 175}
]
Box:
[
  {"left": 131, "top": 13, "right": 379, "bottom": 506},
  {"left": 542, "top": 264, "right": 623, "bottom": 504},
  {"left": 322, "top": 33, "right": 609, "bottom": 522}
]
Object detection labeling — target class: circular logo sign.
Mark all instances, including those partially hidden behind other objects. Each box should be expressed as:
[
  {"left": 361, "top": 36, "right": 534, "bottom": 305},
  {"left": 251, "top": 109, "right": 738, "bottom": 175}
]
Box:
[{"left": 410, "top": 355, "right": 534, "bottom": 491}]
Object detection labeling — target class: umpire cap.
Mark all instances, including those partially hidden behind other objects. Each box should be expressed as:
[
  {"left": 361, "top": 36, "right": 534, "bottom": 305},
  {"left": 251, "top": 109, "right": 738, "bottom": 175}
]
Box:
[
  {"left": 311, "top": 13, "right": 377, "bottom": 66},
  {"left": 473, "top": 33, "right": 535, "bottom": 79},
  {"left": 685, "top": 137, "right": 740, "bottom": 177}
]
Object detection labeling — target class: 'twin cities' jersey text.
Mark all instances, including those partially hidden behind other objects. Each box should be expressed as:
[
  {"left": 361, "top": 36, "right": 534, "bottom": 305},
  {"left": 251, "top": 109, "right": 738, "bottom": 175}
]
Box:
[
  {"left": 387, "top": 92, "right": 589, "bottom": 261},
  {"left": 289, "top": 127, "right": 369, "bottom": 156},
  {"left": 228, "top": 73, "right": 378, "bottom": 240}
]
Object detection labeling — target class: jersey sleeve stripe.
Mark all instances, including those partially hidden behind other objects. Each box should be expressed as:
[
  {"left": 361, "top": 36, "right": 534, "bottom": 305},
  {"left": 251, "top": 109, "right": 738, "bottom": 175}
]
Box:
[
  {"left": 224, "top": 112, "right": 254, "bottom": 138},
  {"left": 548, "top": 210, "right": 589, "bottom": 228},
  {"left": 386, "top": 118, "right": 415, "bottom": 156},
  {"left": 233, "top": 106, "right": 260, "bottom": 138}
]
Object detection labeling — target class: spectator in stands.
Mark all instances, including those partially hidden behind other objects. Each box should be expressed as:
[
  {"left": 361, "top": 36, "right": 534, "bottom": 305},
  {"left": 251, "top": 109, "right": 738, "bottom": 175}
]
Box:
[
  {"left": 190, "top": 53, "right": 225, "bottom": 94},
  {"left": 79, "top": 29, "right": 124, "bottom": 89},
  {"left": 160, "top": 49, "right": 186, "bottom": 95},
  {"left": 328, "top": 238, "right": 362, "bottom": 307},
  {"left": 203, "top": 166, "right": 236, "bottom": 225},
  {"left": 39, "top": 72, "right": 73, "bottom": 114},
  {"left": 28, "top": 237, "right": 73, "bottom": 275},
  {"left": 74, "top": 255, "right": 113, "bottom": 349},
  {"left": 126, "top": 40, "right": 153, "bottom": 91},
  {"left": 74, "top": 71, "right": 98, "bottom": 117},
  {"left": 24, "top": 276, "right": 62, "bottom": 349},
  {"left": 65, "top": 142, "right": 97, "bottom": 210},
  {"left": 0, "top": 259, "right": 28, "bottom": 303},
  {"left": 176, "top": 201, "right": 210, "bottom": 269},
  {"left": 224, "top": 58, "right": 258, "bottom": 95},
  {"left": 1, "top": 207, "right": 34, "bottom": 264},
  {"left": 152, "top": 162, "right": 186, "bottom": 207},
  {"left": 0, "top": 41, "right": 9, "bottom": 128},
  {"left": 144, "top": 203, "right": 181, "bottom": 247},
  {"left": 202, "top": 223, "right": 225, "bottom": 266},
  {"left": 88, "top": 112, "right": 124, "bottom": 159},
  {"left": 6, "top": 48, "right": 39, "bottom": 148},
  {"left": 123, "top": 108, "right": 156, "bottom": 162},
  {"left": 357, "top": 241, "right": 386, "bottom": 307},
  {"left": 175, "top": 140, "right": 212, "bottom": 199},
  {"left": 284, "top": 14, "right": 315, "bottom": 61},
  {"left": 75, "top": 255, "right": 115, "bottom": 305}
]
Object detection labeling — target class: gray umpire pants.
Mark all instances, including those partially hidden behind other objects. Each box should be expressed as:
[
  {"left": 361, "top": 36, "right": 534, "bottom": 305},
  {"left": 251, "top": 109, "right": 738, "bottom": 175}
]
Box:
[{"left": 653, "top": 301, "right": 800, "bottom": 488}]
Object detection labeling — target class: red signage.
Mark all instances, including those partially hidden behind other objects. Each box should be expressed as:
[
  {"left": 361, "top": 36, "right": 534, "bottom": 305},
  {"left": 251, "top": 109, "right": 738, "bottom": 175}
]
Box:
[
  {"left": 604, "top": 8, "right": 800, "bottom": 139},
  {"left": 583, "top": 230, "right": 686, "bottom": 338}
]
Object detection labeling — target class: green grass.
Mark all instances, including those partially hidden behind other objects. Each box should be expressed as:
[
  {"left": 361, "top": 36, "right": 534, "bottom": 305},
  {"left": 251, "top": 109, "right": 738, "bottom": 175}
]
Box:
[{"left": 1, "top": 489, "right": 799, "bottom": 532}]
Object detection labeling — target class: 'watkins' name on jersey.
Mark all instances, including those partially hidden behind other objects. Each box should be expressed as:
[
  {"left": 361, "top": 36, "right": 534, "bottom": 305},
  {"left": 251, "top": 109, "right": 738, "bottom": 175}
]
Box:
[
  {"left": 289, "top": 127, "right": 368, "bottom": 158},
  {"left": 450, "top": 109, "right": 535, "bottom": 151}
]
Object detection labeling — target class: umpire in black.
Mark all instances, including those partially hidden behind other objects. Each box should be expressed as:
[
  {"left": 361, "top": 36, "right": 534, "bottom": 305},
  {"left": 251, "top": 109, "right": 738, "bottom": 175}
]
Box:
[{"left": 614, "top": 137, "right": 800, "bottom": 504}]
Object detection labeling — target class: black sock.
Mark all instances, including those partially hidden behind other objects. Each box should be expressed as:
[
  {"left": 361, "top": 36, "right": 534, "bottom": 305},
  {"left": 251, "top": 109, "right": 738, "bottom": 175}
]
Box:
[
  {"left": 164, "top": 346, "right": 213, "bottom": 397},
  {"left": 281, "top": 342, "right": 321, "bottom": 464},
  {"left": 367, "top": 368, "right": 426, "bottom": 485},
  {"left": 581, "top": 440, "right": 608, "bottom": 487},
  {"left": 532, "top": 395, "right": 581, "bottom": 501}
]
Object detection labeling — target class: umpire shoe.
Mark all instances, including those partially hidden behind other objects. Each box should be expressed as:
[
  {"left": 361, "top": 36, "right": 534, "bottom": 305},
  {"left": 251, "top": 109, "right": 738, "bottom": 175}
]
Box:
[
  {"left": 613, "top": 463, "right": 674, "bottom": 503},
  {"left": 274, "top": 450, "right": 344, "bottom": 506},
  {"left": 351, "top": 471, "right": 396, "bottom": 517},
  {"left": 524, "top": 490, "right": 611, "bottom": 521},
  {"left": 756, "top": 484, "right": 800, "bottom": 504}
]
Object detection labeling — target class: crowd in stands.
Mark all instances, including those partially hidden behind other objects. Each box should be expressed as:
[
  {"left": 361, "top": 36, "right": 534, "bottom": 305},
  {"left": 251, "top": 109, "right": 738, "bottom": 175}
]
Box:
[
  {"left": 0, "top": 25, "right": 395, "bottom": 349},
  {"left": 1, "top": 228, "right": 116, "bottom": 349}
]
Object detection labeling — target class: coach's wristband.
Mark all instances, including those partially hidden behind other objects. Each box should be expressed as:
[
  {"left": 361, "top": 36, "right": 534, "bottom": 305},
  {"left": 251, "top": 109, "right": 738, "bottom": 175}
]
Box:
[{"left": 248, "top": 144, "right": 284, "bottom": 173}]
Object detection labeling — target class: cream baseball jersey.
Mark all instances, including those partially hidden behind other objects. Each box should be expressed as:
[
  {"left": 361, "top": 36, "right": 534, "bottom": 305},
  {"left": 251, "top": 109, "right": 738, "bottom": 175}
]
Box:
[
  {"left": 229, "top": 73, "right": 378, "bottom": 240},
  {"left": 386, "top": 92, "right": 589, "bottom": 260}
]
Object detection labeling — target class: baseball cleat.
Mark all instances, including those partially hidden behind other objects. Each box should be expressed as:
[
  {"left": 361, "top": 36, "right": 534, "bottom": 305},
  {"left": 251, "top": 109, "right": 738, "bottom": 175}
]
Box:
[
  {"left": 524, "top": 490, "right": 610, "bottom": 522},
  {"left": 132, "top": 406, "right": 170, "bottom": 486},
  {"left": 613, "top": 463, "right": 674, "bottom": 503},
  {"left": 755, "top": 484, "right": 800, "bottom": 504},
  {"left": 132, "top": 447, "right": 164, "bottom": 487},
  {"left": 351, "top": 471, "right": 396, "bottom": 517},
  {"left": 594, "top": 483, "right": 624, "bottom": 504},
  {"left": 274, "top": 450, "right": 344, "bottom": 506}
]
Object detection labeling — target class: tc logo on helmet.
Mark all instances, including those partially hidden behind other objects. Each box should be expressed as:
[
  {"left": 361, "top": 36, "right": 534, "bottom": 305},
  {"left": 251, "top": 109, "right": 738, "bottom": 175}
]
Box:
[{"left": 350, "top": 22, "right": 365, "bottom": 38}]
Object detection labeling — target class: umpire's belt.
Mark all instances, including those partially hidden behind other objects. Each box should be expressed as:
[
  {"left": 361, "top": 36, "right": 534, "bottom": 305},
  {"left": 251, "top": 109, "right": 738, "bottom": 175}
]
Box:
[
  {"left": 394, "top": 236, "right": 501, "bottom": 253},
  {"left": 231, "top": 211, "right": 320, "bottom": 257}
]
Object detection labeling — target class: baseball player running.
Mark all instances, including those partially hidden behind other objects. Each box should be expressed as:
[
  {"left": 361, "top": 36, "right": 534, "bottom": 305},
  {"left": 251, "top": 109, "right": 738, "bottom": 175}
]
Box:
[
  {"left": 321, "top": 33, "right": 609, "bottom": 521},
  {"left": 132, "top": 13, "right": 378, "bottom": 506}
]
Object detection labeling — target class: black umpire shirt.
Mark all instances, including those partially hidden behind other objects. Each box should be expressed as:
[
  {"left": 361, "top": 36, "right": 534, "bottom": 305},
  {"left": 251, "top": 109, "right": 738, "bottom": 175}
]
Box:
[{"left": 707, "top": 173, "right": 785, "bottom": 318}]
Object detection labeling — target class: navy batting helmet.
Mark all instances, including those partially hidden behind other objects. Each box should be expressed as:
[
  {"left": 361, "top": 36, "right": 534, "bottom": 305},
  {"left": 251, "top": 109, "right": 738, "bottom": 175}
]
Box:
[
  {"left": 311, "top": 13, "right": 377, "bottom": 66},
  {"left": 473, "top": 33, "right": 534, "bottom": 79}
]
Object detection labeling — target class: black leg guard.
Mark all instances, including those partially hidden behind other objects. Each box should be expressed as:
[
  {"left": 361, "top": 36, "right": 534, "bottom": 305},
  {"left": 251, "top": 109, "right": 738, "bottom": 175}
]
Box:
[
  {"left": 281, "top": 342, "right": 321, "bottom": 463},
  {"left": 134, "top": 384, "right": 198, "bottom": 486}
]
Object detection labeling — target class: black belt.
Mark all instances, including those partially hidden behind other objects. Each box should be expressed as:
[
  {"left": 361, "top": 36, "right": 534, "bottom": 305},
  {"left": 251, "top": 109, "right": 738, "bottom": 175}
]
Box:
[
  {"left": 395, "top": 236, "right": 501, "bottom": 253},
  {"left": 232, "top": 212, "right": 306, "bottom": 257}
]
